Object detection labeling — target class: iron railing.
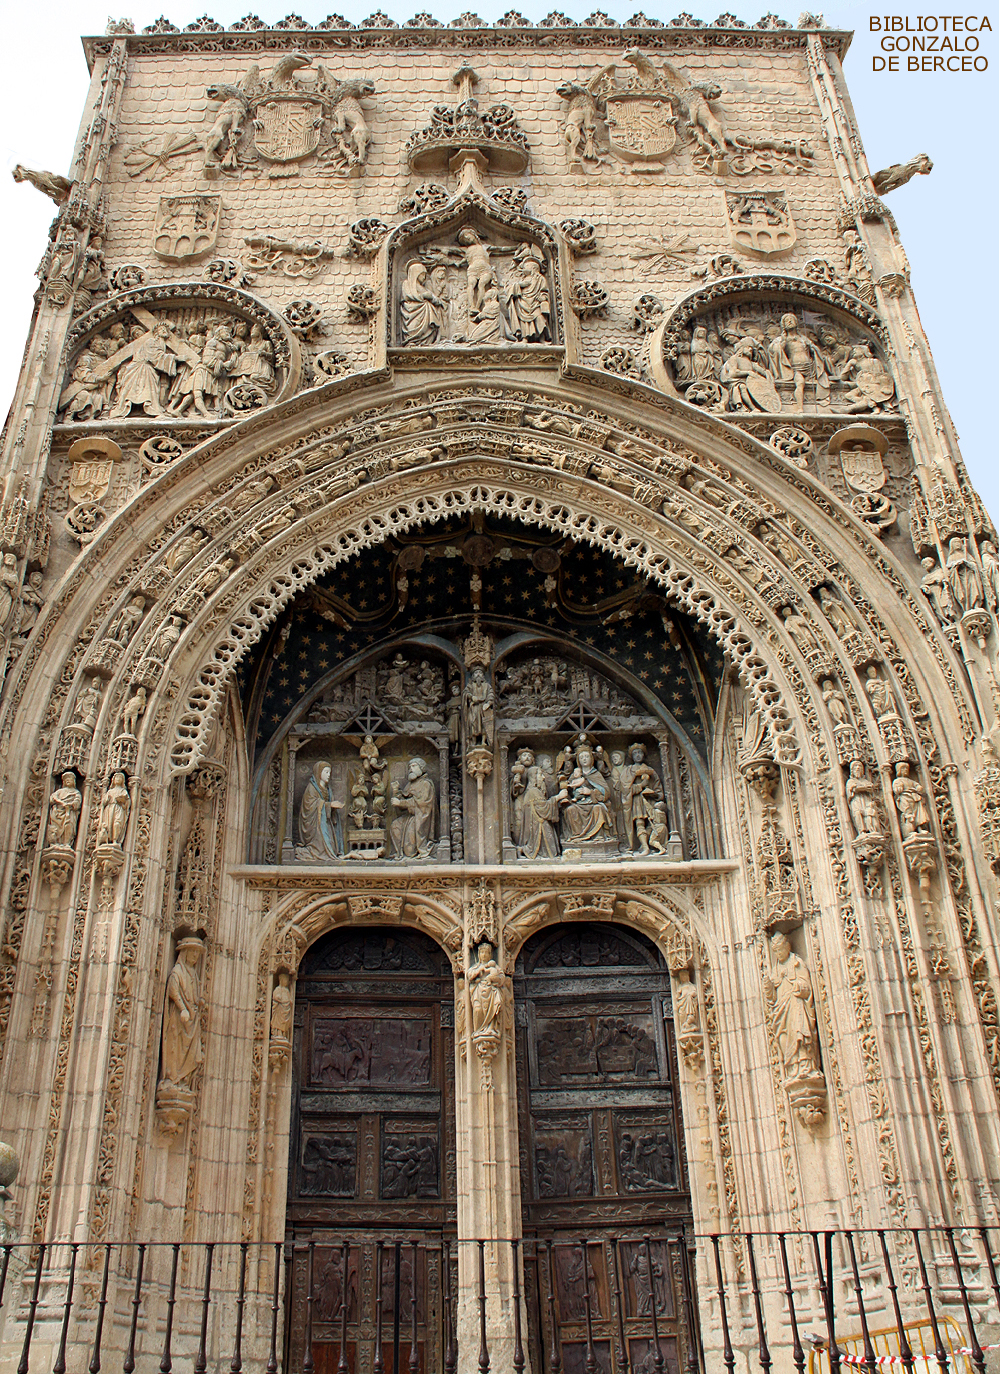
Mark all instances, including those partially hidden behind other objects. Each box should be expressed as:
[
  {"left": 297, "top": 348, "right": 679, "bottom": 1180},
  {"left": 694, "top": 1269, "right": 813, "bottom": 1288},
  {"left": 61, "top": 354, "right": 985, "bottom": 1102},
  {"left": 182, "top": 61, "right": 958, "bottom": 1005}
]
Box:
[{"left": 0, "top": 1227, "right": 994, "bottom": 1374}]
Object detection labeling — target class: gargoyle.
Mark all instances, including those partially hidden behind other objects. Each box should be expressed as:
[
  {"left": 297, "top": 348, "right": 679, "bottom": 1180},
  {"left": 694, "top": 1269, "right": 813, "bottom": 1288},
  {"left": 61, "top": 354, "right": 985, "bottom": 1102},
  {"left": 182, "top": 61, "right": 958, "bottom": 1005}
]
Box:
[
  {"left": 871, "top": 153, "right": 932, "bottom": 196},
  {"left": 12, "top": 164, "right": 72, "bottom": 206}
]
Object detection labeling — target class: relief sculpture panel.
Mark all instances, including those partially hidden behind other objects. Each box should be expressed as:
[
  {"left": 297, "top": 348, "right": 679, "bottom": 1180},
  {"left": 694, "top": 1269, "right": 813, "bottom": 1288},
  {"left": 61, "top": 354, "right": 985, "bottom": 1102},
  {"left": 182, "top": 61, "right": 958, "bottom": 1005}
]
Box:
[
  {"left": 661, "top": 299, "right": 895, "bottom": 417},
  {"left": 311, "top": 1015, "right": 432, "bottom": 1088}
]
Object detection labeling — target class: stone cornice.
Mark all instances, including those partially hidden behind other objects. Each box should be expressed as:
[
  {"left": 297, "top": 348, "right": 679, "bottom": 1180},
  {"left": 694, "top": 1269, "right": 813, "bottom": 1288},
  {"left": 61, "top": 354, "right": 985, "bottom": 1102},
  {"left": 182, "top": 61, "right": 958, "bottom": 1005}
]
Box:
[
  {"left": 83, "top": 23, "right": 852, "bottom": 71},
  {"left": 229, "top": 859, "right": 739, "bottom": 889}
]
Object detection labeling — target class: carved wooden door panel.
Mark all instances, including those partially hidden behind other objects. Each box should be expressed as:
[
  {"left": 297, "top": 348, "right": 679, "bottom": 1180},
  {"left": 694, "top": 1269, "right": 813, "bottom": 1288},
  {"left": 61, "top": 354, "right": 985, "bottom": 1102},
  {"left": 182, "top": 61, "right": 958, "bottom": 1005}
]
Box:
[
  {"left": 515, "top": 924, "right": 696, "bottom": 1374},
  {"left": 286, "top": 928, "right": 457, "bottom": 1374}
]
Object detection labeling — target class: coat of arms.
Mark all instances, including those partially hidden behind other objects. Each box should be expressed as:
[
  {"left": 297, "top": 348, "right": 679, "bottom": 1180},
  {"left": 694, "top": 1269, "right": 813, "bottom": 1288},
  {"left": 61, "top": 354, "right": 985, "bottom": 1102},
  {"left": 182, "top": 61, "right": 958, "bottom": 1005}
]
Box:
[
  {"left": 829, "top": 426, "right": 889, "bottom": 494},
  {"left": 201, "top": 53, "right": 376, "bottom": 180},
  {"left": 725, "top": 190, "right": 796, "bottom": 257},
  {"left": 560, "top": 51, "right": 730, "bottom": 173},
  {"left": 152, "top": 194, "right": 221, "bottom": 263},
  {"left": 252, "top": 92, "right": 324, "bottom": 164}
]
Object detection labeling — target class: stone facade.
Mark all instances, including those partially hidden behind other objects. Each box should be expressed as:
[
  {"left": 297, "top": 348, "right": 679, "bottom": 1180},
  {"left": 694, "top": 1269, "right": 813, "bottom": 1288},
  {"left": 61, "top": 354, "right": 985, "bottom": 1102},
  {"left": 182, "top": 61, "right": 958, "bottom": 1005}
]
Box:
[{"left": 0, "top": 11, "right": 997, "bottom": 1374}]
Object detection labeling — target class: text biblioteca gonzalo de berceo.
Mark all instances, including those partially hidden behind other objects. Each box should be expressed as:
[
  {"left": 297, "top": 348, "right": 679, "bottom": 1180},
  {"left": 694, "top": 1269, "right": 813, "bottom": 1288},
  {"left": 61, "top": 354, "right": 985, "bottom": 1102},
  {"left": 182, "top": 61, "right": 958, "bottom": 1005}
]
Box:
[{"left": 871, "top": 15, "right": 991, "bottom": 70}]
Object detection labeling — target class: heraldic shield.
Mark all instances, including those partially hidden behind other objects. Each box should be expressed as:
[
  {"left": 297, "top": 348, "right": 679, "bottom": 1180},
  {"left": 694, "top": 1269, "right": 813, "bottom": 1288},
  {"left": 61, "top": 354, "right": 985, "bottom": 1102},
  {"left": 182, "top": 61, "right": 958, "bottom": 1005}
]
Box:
[
  {"left": 604, "top": 91, "right": 677, "bottom": 163},
  {"left": 726, "top": 191, "right": 796, "bottom": 257},
  {"left": 253, "top": 93, "right": 324, "bottom": 163}
]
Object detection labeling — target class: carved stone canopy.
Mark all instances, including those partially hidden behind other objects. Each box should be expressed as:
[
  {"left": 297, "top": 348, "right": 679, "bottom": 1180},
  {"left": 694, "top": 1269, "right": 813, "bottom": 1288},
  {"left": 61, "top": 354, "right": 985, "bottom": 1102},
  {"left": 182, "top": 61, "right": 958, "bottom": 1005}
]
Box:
[
  {"left": 57, "top": 283, "right": 301, "bottom": 429},
  {"left": 406, "top": 65, "right": 530, "bottom": 174}
]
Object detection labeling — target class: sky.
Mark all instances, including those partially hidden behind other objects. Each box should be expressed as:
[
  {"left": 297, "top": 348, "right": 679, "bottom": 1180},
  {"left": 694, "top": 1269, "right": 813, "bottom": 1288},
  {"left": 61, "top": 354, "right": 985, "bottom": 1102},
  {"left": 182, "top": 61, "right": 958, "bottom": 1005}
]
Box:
[{"left": 0, "top": 1, "right": 996, "bottom": 522}]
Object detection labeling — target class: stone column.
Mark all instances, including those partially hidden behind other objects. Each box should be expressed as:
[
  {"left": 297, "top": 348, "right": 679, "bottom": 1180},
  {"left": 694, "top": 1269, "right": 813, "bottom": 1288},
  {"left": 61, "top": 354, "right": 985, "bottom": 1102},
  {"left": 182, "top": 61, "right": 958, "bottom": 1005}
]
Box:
[{"left": 453, "top": 915, "right": 528, "bottom": 1374}]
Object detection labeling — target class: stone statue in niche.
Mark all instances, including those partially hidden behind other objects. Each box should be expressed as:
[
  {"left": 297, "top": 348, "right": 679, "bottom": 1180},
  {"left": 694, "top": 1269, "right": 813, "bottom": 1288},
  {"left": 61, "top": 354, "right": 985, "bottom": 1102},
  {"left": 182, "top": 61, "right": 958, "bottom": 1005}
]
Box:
[
  {"left": 617, "top": 742, "right": 665, "bottom": 856},
  {"left": 347, "top": 736, "right": 390, "bottom": 854},
  {"left": 156, "top": 933, "right": 206, "bottom": 1132},
  {"left": 845, "top": 760, "right": 881, "bottom": 837},
  {"left": 160, "top": 936, "right": 204, "bottom": 1087},
  {"left": 513, "top": 755, "right": 562, "bottom": 860},
  {"left": 401, "top": 262, "right": 448, "bottom": 347},
  {"left": 45, "top": 772, "right": 83, "bottom": 850},
  {"left": 763, "top": 932, "right": 821, "bottom": 1078},
  {"left": 556, "top": 736, "right": 616, "bottom": 850},
  {"left": 762, "top": 931, "right": 826, "bottom": 1125},
  {"left": 299, "top": 761, "right": 345, "bottom": 859},
  {"left": 891, "top": 762, "right": 931, "bottom": 838},
  {"left": 507, "top": 245, "right": 552, "bottom": 342},
  {"left": 389, "top": 757, "right": 437, "bottom": 859},
  {"left": 463, "top": 666, "right": 495, "bottom": 749},
  {"left": 96, "top": 771, "right": 132, "bottom": 847},
  {"left": 665, "top": 301, "right": 894, "bottom": 416},
  {"left": 269, "top": 967, "right": 292, "bottom": 1060},
  {"left": 945, "top": 536, "right": 985, "bottom": 617}
]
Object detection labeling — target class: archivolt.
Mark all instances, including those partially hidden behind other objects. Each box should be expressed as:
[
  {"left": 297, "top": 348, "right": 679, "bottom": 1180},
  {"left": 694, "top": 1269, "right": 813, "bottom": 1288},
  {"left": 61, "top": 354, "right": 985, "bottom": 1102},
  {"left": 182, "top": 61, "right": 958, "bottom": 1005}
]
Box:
[{"left": 158, "top": 463, "right": 801, "bottom": 775}]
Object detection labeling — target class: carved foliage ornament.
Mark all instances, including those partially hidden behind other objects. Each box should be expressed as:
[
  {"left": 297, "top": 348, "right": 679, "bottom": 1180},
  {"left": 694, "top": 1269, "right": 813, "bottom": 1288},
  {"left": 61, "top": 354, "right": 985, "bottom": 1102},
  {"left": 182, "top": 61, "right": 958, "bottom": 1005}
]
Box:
[{"left": 57, "top": 284, "right": 298, "bottom": 426}]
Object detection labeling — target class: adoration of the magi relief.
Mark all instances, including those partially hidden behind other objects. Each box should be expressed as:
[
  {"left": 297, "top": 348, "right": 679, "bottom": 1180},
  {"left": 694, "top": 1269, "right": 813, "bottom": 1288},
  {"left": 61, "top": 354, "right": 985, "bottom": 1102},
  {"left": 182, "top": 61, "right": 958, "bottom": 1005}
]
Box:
[{"left": 244, "top": 520, "right": 721, "bottom": 866}]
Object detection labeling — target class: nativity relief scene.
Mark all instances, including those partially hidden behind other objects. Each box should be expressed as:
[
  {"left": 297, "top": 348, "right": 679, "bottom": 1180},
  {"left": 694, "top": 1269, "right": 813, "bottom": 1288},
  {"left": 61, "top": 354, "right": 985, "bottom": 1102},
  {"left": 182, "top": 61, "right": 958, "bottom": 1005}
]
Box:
[{"left": 243, "top": 516, "right": 721, "bottom": 867}]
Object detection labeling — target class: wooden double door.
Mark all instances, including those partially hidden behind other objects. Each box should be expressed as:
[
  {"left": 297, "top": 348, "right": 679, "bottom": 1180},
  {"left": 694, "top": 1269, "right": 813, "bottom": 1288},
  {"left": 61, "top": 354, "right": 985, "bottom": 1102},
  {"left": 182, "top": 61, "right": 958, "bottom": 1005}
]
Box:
[
  {"left": 286, "top": 928, "right": 457, "bottom": 1374},
  {"left": 515, "top": 923, "right": 698, "bottom": 1374}
]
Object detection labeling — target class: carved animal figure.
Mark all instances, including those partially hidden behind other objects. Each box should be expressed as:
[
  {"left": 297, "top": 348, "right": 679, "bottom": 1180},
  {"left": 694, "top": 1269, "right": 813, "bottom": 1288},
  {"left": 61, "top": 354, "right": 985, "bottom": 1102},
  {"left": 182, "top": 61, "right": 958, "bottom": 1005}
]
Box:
[
  {"left": 270, "top": 52, "right": 312, "bottom": 86},
  {"left": 556, "top": 81, "right": 603, "bottom": 166},
  {"left": 203, "top": 84, "right": 251, "bottom": 169},
  {"left": 659, "top": 60, "right": 728, "bottom": 156},
  {"left": 318, "top": 70, "right": 376, "bottom": 166},
  {"left": 12, "top": 164, "right": 72, "bottom": 205},
  {"left": 871, "top": 153, "right": 932, "bottom": 196}
]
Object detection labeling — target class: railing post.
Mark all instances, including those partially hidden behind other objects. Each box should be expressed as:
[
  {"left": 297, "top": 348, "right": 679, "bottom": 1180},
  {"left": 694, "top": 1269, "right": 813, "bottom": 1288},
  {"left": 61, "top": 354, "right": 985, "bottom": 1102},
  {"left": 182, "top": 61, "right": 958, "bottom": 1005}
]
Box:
[
  {"left": 52, "top": 1242, "right": 78, "bottom": 1374},
  {"left": 339, "top": 1240, "right": 352, "bottom": 1374},
  {"left": 409, "top": 1241, "right": 419, "bottom": 1374},
  {"left": 160, "top": 1243, "right": 180, "bottom": 1374},
  {"left": 266, "top": 1242, "right": 282, "bottom": 1374},
  {"left": 810, "top": 1232, "right": 841, "bottom": 1374},
  {"left": 442, "top": 1238, "right": 457, "bottom": 1374},
  {"left": 944, "top": 1228, "right": 986, "bottom": 1374},
  {"left": 374, "top": 1241, "right": 385, "bottom": 1374},
  {"left": 582, "top": 1241, "right": 598, "bottom": 1374},
  {"left": 231, "top": 1241, "right": 249, "bottom": 1374},
  {"left": 304, "top": 1241, "right": 316, "bottom": 1374},
  {"left": 193, "top": 1243, "right": 214, "bottom": 1374},
  {"left": 17, "top": 1243, "right": 46, "bottom": 1374},
  {"left": 675, "top": 1229, "right": 700, "bottom": 1374},
  {"left": 123, "top": 1243, "right": 146, "bottom": 1374},
  {"left": 545, "top": 1240, "right": 561, "bottom": 1374},
  {"left": 709, "top": 1235, "right": 735, "bottom": 1374},
  {"left": 744, "top": 1233, "right": 771, "bottom": 1374},
  {"left": 844, "top": 1231, "right": 878, "bottom": 1374},
  {"left": 777, "top": 1233, "right": 805, "bottom": 1374},
  {"left": 88, "top": 1245, "right": 112, "bottom": 1374},
  {"left": 511, "top": 1240, "right": 525, "bottom": 1374},
  {"left": 876, "top": 1231, "right": 914, "bottom": 1374},
  {"left": 477, "top": 1239, "right": 490, "bottom": 1374},
  {"left": 643, "top": 1237, "right": 664, "bottom": 1374},
  {"left": 610, "top": 1238, "right": 630, "bottom": 1374},
  {"left": 912, "top": 1229, "right": 950, "bottom": 1374}
]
